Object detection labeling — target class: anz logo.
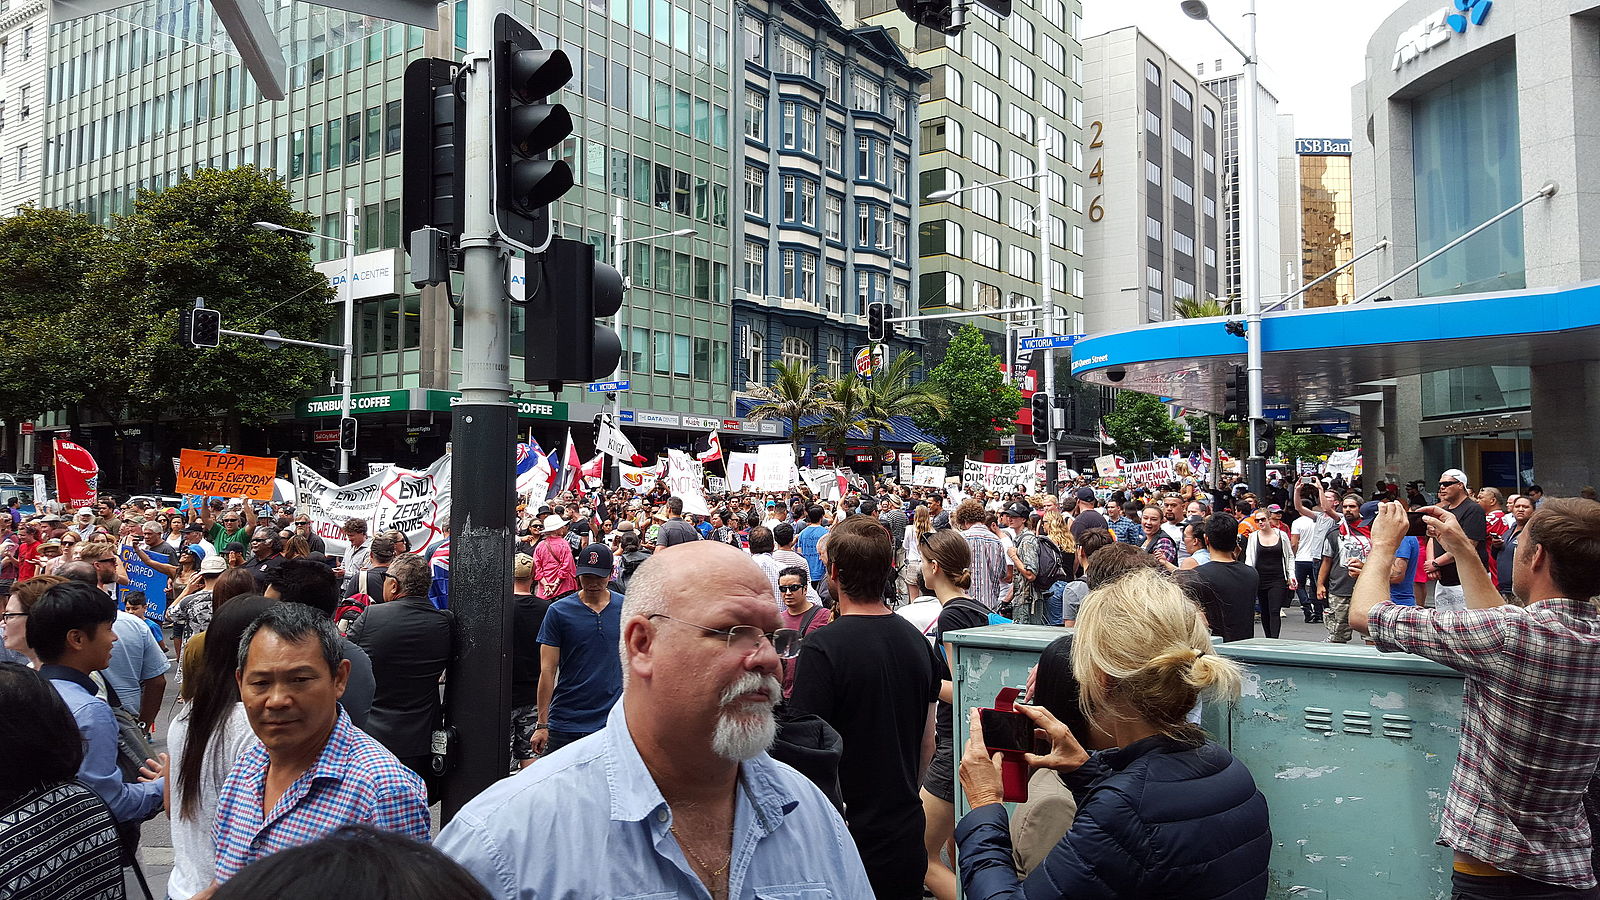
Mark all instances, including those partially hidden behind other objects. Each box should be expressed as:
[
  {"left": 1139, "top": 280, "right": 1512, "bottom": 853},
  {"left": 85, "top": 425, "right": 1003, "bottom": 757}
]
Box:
[{"left": 1392, "top": 0, "right": 1494, "bottom": 71}]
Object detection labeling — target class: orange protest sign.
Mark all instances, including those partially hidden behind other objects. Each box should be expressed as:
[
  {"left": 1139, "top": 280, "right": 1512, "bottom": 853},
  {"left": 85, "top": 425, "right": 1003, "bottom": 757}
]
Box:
[{"left": 175, "top": 449, "right": 278, "bottom": 500}]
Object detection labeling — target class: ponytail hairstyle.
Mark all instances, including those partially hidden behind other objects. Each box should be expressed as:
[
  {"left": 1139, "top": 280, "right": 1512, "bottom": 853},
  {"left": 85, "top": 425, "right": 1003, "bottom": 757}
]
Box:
[
  {"left": 1072, "top": 568, "right": 1242, "bottom": 745},
  {"left": 920, "top": 527, "right": 973, "bottom": 590}
]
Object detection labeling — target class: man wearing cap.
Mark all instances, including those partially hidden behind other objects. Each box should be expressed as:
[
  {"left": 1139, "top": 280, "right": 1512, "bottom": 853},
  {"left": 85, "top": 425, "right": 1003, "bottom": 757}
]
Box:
[
  {"left": 245, "top": 530, "right": 285, "bottom": 582},
  {"left": 1426, "top": 469, "right": 1490, "bottom": 612},
  {"left": 532, "top": 544, "right": 624, "bottom": 756},
  {"left": 71, "top": 507, "right": 97, "bottom": 541},
  {"left": 534, "top": 514, "right": 578, "bottom": 602},
  {"left": 1068, "top": 486, "right": 1107, "bottom": 545},
  {"left": 180, "top": 521, "right": 218, "bottom": 558},
  {"left": 1001, "top": 502, "right": 1044, "bottom": 622}
]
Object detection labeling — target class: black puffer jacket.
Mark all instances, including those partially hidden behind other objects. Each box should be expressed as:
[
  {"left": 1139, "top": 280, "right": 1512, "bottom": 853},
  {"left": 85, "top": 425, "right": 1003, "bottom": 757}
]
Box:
[{"left": 955, "top": 735, "right": 1270, "bottom": 899}]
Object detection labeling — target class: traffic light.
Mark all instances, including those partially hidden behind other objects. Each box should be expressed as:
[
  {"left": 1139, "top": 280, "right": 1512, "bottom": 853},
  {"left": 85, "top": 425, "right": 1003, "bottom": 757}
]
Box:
[
  {"left": 524, "top": 238, "right": 624, "bottom": 390},
  {"left": 339, "top": 416, "right": 358, "bottom": 453},
  {"left": 1256, "top": 421, "right": 1278, "bottom": 459},
  {"left": 896, "top": 0, "right": 1008, "bottom": 34},
  {"left": 402, "top": 57, "right": 463, "bottom": 250},
  {"left": 867, "top": 302, "right": 892, "bottom": 343},
  {"left": 1031, "top": 392, "right": 1051, "bottom": 446},
  {"left": 492, "top": 13, "right": 574, "bottom": 254},
  {"left": 1222, "top": 365, "right": 1245, "bottom": 421},
  {"left": 190, "top": 307, "right": 222, "bottom": 348}
]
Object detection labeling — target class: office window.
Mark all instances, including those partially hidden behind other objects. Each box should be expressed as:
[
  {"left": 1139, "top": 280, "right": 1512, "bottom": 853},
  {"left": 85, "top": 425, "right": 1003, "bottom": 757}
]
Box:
[
  {"left": 1174, "top": 278, "right": 1194, "bottom": 301},
  {"left": 363, "top": 106, "right": 380, "bottom": 158},
  {"left": 1071, "top": 97, "right": 1083, "bottom": 127},
  {"left": 1146, "top": 216, "right": 1162, "bottom": 241},
  {"left": 970, "top": 35, "right": 1000, "bottom": 76},
  {"left": 1008, "top": 105, "right": 1034, "bottom": 142},
  {"left": 971, "top": 133, "right": 1000, "bottom": 172},
  {"left": 853, "top": 78, "right": 881, "bottom": 112},
  {"left": 825, "top": 125, "right": 842, "bottom": 170},
  {"left": 1009, "top": 15, "right": 1035, "bottom": 51},
  {"left": 827, "top": 345, "right": 841, "bottom": 378},
  {"left": 1204, "top": 195, "right": 1217, "bottom": 218},
  {"left": 1145, "top": 59, "right": 1160, "bottom": 84},
  {"left": 893, "top": 94, "right": 909, "bottom": 131},
  {"left": 1146, "top": 160, "right": 1161, "bottom": 186},
  {"left": 744, "top": 89, "right": 765, "bottom": 140},
  {"left": 1202, "top": 150, "right": 1215, "bottom": 172},
  {"left": 781, "top": 336, "right": 811, "bottom": 366},
  {"left": 1172, "top": 177, "right": 1193, "bottom": 205},
  {"left": 825, "top": 264, "right": 843, "bottom": 311},
  {"left": 1173, "top": 230, "right": 1194, "bottom": 257},
  {"left": 824, "top": 58, "right": 842, "bottom": 99},
  {"left": 1071, "top": 56, "right": 1084, "bottom": 85},
  {"left": 778, "top": 33, "right": 808, "bottom": 76},
  {"left": 1041, "top": 82, "right": 1065, "bottom": 118},
  {"left": 1071, "top": 224, "right": 1084, "bottom": 254},
  {"left": 1203, "top": 107, "right": 1216, "bottom": 128},
  {"left": 345, "top": 113, "right": 361, "bottom": 162},
  {"left": 1171, "top": 130, "right": 1192, "bottom": 157},
  {"left": 1171, "top": 82, "right": 1192, "bottom": 110},
  {"left": 1008, "top": 60, "right": 1035, "bottom": 97},
  {"left": 746, "top": 331, "right": 763, "bottom": 381},
  {"left": 893, "top": 156, "right": 908, "bottom": 198},
  {"left": 1146, "top": 265, "right": 1164, "bottom": 320},
  {"left": 1041, "top": 36, "right": 1064, "bottom": 73},
  {"left": 743, "top": 241, "right": 766, "bottom": 294},
  {"left": 743, "top": 16, "right": 764, "bottom": 64},
  {"left": 385, "top": 100, "right": 402, "bottom": 153},
  {"left": 972, "top": 186, "right": 998, "bottom": 220},
  {"left": 971, "top": 84, "right": 1000, "bottom": 124},
  {"left": 825, "top": 194, "right": 842, "bottom": 239},
  {"left": 972, "top": 232, "right": 1000, "bottom": 268},
  {"left": 1205, "top": 246, "right": 1217, "bottom": 267},
  {"left": 744, "top": 165, "right": 766, "bottom": 217},
  {"left": 1009, "top": 246, "right": 1036, "bottom": 281},
  {"left": 326, "top": 117, "right": 342, "bottom": 169}
]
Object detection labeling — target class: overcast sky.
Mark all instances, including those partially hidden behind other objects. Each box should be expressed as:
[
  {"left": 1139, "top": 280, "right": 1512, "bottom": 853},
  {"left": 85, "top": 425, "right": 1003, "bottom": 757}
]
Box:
[{"left": 1080, "top": 0, "right": 1407, "bottom": 137}]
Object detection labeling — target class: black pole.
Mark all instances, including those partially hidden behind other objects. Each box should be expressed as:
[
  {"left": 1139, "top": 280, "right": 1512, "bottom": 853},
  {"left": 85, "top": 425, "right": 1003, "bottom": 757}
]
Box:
[{"left": 440, "top": 402, "right": 517, "bottom": 820}]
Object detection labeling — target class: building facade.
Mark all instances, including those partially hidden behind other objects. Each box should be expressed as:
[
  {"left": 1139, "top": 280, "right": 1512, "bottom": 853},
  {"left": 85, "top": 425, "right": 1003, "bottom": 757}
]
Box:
[
  {"left": 1198, "top": 59, "right": 1281, "bottom": 312},
  {"left": 1081, "top": 27, "right": 1223, "bottom": 333},
  {"left": 34, "top": 0, "right": 749, "bottom": 481},
  {"left": 1288, "top": 136, "right": 1354, "bottom": 308},
  {"left": 0, "top": 0, "right": 46, "bottom": 214},
  {"left": 734, "top": 0, "right": 925, "bottom": 402}
]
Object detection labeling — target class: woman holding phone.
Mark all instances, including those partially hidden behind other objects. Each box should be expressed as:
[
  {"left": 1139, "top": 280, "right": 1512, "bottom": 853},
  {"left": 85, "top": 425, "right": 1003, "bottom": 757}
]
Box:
[{"left": 955, "top": 569, "right": 1270, "bottom": 898}]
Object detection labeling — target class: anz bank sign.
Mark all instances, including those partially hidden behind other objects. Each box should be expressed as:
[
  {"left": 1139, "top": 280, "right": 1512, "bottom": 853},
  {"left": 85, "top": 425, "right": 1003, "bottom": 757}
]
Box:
[{"left": 1392, "top": 0, "right": 1494, "bottom": 71}]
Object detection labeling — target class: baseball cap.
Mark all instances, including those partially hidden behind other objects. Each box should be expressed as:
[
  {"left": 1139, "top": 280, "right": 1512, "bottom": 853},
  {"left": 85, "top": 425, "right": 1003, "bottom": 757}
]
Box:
[
  {"left": 514, "top": 553, "right": 534, "bottom": 579},
  {"left": 199, "top": 555, "right": 227, "bottom": 574},
  {"left": 542, "top": 515, "right": 566, "bottom": 532},
  {"left": 1004, "top": 502, "right": 1031, "bottom": 519},
  {"left": 183, "top": 522, "right": 207, "bottom": 533},
  {"left": 1075, "top": 486, "right": 1096, "bottom": 502},
  {"left": 1439, "top": 468, "right": 1469, "bottom": 488},
  {"left": 575, "top": 544, "right": 614, "bottom": 578},
  {"left": 223, "top": 542, "right": 247, "bottom": 554},
  {"left": 1267, "top": 504, "right": 1283, "bottom": 513},
  {"left": 1359, "top": 501, "right": 1380, "bottom": 525}
]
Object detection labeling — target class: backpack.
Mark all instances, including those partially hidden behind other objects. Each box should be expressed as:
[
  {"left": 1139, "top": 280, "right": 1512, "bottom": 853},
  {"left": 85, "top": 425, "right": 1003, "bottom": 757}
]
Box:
[
  {"left": 935, "top": 598, "right": 1012, "bottom": 661},
  {"left": 335, "top": 570, "right": 376, "bottom": 635},
  {"left": 1034, "top": 535, "right": 1065, "bottom": 589}
]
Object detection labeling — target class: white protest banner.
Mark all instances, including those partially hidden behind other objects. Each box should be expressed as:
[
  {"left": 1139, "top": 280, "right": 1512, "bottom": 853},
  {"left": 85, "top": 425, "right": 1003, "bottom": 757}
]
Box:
[
  {"left": 1095, "top": 454, "right": 1123, "bottom": 478},
  {"left": 897, "top": 452, "right": 914, "bottom": 484},
  {"left": 912, "top": 465, "right": 945, "bottom": 488},
  {"left": 961, "top": 459, "right": 1043, "bottom": 494},
  {"left": 725, "top": 452, "right": 761, "bottom": 491},
  {"left": 1325, "top": 449, "right": 1362, "bottom": 480},
  {"left": 665, "top": 449, "right": 711, "bottom": 515},
  {"left": 292, "top": 455, "right": 451, "bottom": 558},
  {"left": 756, "top": 443, "right": 797, "bottom": 491},
  {"left": 619, "top": 460, "right": 660, "bottom": 493},
  {"left": 707, "top": 476, "right": 727, "bottom": 494},
  {"left": 800, "top": 467, "right": 840, "bottom": 500},
  {"left": 1122, "top": 458, "right": 1176, "bottom": 486}
]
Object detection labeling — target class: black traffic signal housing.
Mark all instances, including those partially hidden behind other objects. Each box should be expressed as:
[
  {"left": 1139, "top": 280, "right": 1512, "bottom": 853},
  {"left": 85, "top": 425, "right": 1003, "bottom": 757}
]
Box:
[
  {"left": 190, "top": 307, "right": 222, "bottom": 348},
  {"left": 1031, "top": 392, "right": 1051, "bottom": 446},
  {"left": 339, "top": 416, "right": 358, "bottom": 453},
  {"left": 1256, "top": 421, "right": 1278, "bottom": 459},
  {"left": 402, "top": 57, "right": 463, "bottom": 251},
  {"left": 897, "top": 0, "right": 1009, "bottom": 34},
  {"left": 524, "top": 238, "right": 624, "bottom": 391},
  {"left": 492, "top": 13, "right": 575, "bottom": 254},
  {"left": 867, "top": 302, "right": 892, "bottom": 343},
  {"left": 1222, "top": 365, "right": 1245, "bottom": 422}
]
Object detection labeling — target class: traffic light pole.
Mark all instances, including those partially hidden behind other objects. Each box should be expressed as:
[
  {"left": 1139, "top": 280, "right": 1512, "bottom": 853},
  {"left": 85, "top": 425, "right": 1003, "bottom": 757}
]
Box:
[
  {"left": 338, "top": 199, "right": 357, "bottom": 485},
  {"left": 1034, "top": 114, "right": 1058, "bottom": 495},
  {"left": 441, "top": 0, "right": 517, "bottom": 820}
]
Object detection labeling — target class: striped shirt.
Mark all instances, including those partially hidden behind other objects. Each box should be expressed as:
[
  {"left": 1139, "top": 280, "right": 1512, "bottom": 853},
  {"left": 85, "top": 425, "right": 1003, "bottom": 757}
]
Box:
[
  {"left": 212, "top": 708, "right": 431, "bottom": 884},
  {"left": 962, "top": 524, "right": 1009, "bottom": 612},
  {"left": 1370, "top": 598, "right": 1600, "bottom": 888}
]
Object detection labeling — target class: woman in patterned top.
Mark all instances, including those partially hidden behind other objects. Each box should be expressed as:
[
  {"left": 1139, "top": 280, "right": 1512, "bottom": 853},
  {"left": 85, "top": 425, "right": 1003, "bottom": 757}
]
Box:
[{"left": 0, "top": 661, "right": 124, "bottom": 899}]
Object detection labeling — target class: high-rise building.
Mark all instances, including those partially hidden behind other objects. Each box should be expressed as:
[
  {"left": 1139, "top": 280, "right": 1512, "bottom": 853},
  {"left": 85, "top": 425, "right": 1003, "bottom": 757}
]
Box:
[
  {"left": 0, "top": 0, "right": 47, "bottom": 215},
  {"left": 34, "top": 0, "right": 741, "bottom": 470},
  {"left": 1198, "top": 58, "right": 1280, "bottom": 312},
  {"left": 734, "top": 0, "right": 926, "bottom": 399},
  {"left": 1284, "top": 134, "right": 1355, "bottom": 307},
  {"left": 1080, "top": 27, "right": 1223, "bottom": 332}
]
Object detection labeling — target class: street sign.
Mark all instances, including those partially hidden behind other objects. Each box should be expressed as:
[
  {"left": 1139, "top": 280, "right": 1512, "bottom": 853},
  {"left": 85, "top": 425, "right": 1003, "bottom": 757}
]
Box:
[
  {"left": 1264, "top": 407, "right": 1292, "bottom": 421},
  {"left": 619, "top": 410, "right": 635, "bottom": 423},
  {"left": 313, "top": 429, "right": 340, "bottom": 444},
  {"left": 1017, "top": 334, "right": 1083, "bottom": 351},
  {"left": 586, "top": 380, "right": 629, "bottom": 393}
]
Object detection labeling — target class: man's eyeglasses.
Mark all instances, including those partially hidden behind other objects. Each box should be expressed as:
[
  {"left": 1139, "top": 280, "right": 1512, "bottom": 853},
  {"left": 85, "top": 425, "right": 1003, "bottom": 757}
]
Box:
[
  {"left": 0, "top": 612, "right": 27, "bottom": 624},
  {"left": 778, "top": 584, "right": 805, "bottom": 593},
  {"left": 1439, "top": 481, "right": 1459, "bottom": 488},
  {"left": 647, "top": 614, "right": 801, "bottom": 660}
]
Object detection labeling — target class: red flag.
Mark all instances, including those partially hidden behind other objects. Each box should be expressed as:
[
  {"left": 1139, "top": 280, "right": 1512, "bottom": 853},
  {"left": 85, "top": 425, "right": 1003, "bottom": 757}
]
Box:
[
  {"left": 53, "top": 439, "right": 99, "bottom": 507},
  {"left": 559, "top": 430, "right": 583, "bottom": 495},
  {"left": 695, "top": 431, "right": 723, "bottom": 464}
]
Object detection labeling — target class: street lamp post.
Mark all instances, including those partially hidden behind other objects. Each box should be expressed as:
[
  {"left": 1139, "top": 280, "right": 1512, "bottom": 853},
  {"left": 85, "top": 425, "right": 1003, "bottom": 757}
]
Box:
[
  {"left": 1182, "top": 0, "right": 1265, "bottom": 496},
  {"left": 254, "top": 197, "right": 358, "bottom": 484},
  {"left": 609, "top": 197, "right": 694, "bottom": 461},
  {"left": 926, "top": 125, "right": 1060, "bottom": 491}
]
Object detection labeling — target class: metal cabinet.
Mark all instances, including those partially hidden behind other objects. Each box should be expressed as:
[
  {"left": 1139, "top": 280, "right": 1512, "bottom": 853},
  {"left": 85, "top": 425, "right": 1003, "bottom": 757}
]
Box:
[{"left": 946, "top": 627, "right": 1466, "bottom": 900}]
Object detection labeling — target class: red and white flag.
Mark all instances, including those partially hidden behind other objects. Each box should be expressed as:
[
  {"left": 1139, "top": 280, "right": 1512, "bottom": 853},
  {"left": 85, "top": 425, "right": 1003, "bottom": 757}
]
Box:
[
  {"left": 578, "top": 454, "right": 605, "bottom": 494},
  {"left": 554, "top": 430, "right": 583, "bottom": 496},
  {"left": 53, "top": 439, "right": 99, "bottom": 507},
  {"left": 695, "top": 431, "right": 723, "bottom": 464},
  {"left": 596, "top": 415, "right": 648, "bottom": 466}
]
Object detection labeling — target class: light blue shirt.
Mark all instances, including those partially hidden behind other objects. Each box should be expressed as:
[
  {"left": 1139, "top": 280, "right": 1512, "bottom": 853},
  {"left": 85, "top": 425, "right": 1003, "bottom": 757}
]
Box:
[
  {"left": 105, "top": 610, "right": 170, "bottom": 716},
  {"left": 44, "top": 667, "right": 165, "bottom": 823},
  {"left": 436, "top": 702, "right": 872, "bottom": 900}
]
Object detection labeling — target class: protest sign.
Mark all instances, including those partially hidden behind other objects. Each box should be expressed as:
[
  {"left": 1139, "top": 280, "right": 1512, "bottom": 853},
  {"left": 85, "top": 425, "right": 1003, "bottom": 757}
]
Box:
[
  {"left": 724, "top": 452, "right": 759, "bottom": 491},
  {"left": 1095, "top": 454, "right": 1123, "bottom": 478},
  {"left": 707, "top": 476, "right": 727, "bottom": 494},
  {"left": 897, "top": 452, "right": 914, "bottom": 484},
  {"left": 119, "top": 546, "right": 170, "bottom": 617},
  {"left": 665, "top": 450, "right": 710, "bottom": 515},
  {"left": 175, "top": 449, "right": 278, "bottom": 500},
  {"left": 1122, "top": 458, "right": 1176, "bottom": 486},
  {"left": 292, "top": 455, "right": 451, "bottom": 558},
  {"left": 912, "top": 465, "right": 946, "bottom": 487},
  {"left": 53, "top": 439, "right": 99, "bottom": 507},
  {"left": 1324, "top": 449, "right": 1362, "bottom": 480},
  {"left": 619, "top": 460, "right": 661, "bottom": 493},
  {"left": 961, "top": 459, "right": 1042, "bottom": 493},
  {"left": 755, "top": 444, "right": 797, "bottom": 491}
]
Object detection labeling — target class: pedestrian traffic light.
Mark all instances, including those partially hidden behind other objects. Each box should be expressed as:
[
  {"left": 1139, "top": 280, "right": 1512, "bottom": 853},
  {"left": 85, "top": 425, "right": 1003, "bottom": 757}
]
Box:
[
  {"left": 867, "top": 302, "right": 892, "bottom": 343},
  {"left": 1223, "top": 365, "right": 1245, "bottom": 421},
  {"left": 1031, "top": 392, "right": 1051, "bottom": 446},
  {"left": 491, "top": 13, "right": 574, "bottom": 254},
  {"left": 339, "top": 416, "right": 358, "bottom": 452},
  {"left": 190, "top": 307, "right": 222, "bottom": 348},
  {"left": 524, "top": 237, "right": 624, "bottom": 390}
]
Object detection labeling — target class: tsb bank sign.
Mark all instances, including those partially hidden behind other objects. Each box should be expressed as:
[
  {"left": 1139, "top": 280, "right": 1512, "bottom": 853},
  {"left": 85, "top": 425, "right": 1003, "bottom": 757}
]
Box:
[{"left": 1392, "top": 0, "right": 1493, "bottom": 71}]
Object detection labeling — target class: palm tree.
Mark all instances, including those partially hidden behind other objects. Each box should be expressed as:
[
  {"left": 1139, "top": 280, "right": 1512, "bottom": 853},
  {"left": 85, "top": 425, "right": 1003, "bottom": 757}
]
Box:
[
  {"left": 856, "top": 352, "right": 949, "bottom": 467},
  {"left": 744, "top": 359, "right": 837, "bottom": 458},
  {"left": 813, "top": 372, "right": 888, "bottom": 470},
  {"left": 1173, "top": 296, "right": 1230, "bottom": 319}
]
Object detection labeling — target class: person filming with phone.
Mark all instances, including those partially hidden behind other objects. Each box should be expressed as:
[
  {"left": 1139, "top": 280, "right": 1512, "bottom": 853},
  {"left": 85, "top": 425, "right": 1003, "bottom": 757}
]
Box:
[
  {"left": 953, "top": 568, "right": 1270, "bottom": 898},
  {"left": 1352, "top": 499, "right": 1600, "bottom": 899}
]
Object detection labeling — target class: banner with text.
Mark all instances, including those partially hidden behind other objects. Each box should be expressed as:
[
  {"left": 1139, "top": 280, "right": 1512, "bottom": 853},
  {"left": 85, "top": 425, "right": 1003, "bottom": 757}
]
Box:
[
  {"left": 1324, "top": 449, "right": 1362, "bottom": 480},
  {"left": 961, "top": 459, "right": 1043, "bottom": 494},
  {"left": 1122, "top": 458, "right": 1176, "bottom": 486},
  {"left": 912, "top": 465, "right": 946, "bottom": 487},
  {"left": 665, "top": 450, "right": 710, "bottom": 515},
  {"left": 175, "top": 449, "right": 278, "bottom": 500},
  {"left": 1095, "top": 454, "right": 1123, "bottom": 478},
  {"left": 619, "top": 460, "right": 662, "bottom": 493},
  {"left": 755, "top": 444, "right": 798, "bottom": 492},
  {"left": 291, "top": 455, "right": 451, "bottom": 558},
  {"left": 119, "top": 546, "right": 171, "bottom": 617}
]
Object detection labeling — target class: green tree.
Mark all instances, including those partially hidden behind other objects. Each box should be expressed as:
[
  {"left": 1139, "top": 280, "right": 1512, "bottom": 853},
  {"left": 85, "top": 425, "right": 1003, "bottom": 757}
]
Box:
[
  {"left": 744, "top": 359, "right": 838, "bottom": 458},
  {"left": 856, "top": 352, "right": 948, "bottom": 467},
  {"left": 117, "top": 166, "right": 335, "bottom": 438},
  {"left": 913, "top": 324, "right": 1023, "bottom": 466},
  {"left": 1173, "top": 296, "right": 1229, "bottom": 318},
  {"left": 813, "top": 373, "right": 886, "bottom": 468},
  {"left": 1103, "top": 391, "right": 1184, "bottom": 457}
]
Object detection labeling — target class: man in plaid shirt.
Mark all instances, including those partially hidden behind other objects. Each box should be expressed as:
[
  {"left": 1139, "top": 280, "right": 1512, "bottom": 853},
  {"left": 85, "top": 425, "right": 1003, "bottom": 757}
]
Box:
[
  {"left": 1352, "top": 498, "right": 1600, "bottom": 898},
  {"left": 212, "top": 603, "right": 430, "bottom": 887}
]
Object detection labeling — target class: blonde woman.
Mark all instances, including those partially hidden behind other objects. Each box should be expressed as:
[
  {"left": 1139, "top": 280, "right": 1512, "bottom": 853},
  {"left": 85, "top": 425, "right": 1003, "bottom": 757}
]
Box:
[
  {"left": 1040, "top": 511, "right": 1076, "bottom": 626},
  {"left": 902, "top": 504, "right": 934, "bottom": 599},
  {"left": 956, "top": 569, "right": 1270, "bottom": 897}
]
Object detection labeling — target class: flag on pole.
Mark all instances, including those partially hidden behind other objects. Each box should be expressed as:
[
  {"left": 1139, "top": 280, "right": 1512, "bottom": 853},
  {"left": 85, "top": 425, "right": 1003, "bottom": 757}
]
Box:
[
  {"left": 1098, "top": 421, "right": 1116, "bottom": 447},
  {"left": 578, "top": 454, "right": 605, "bottom": 494},
  {"left": 53, "top": 439, "right": 99, "bottom": 507},
  {"left": 694, "top": 431, "right": 723, "bottom": 464},
  {"left": 515, "top": 440, "right": 553, "bottom": 500},
  {"left": 552, "top": 430, "right": 582, "bottom": 497},
  {"left": 596, "top": 415, "right": 648, "bottom": 465}
]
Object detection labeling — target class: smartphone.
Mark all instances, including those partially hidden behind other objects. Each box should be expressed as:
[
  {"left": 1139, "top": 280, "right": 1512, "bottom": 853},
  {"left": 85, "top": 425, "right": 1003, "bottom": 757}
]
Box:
[
  {"left": 979, "top": 708, "right": 1037, "bottom": 754},
  {"left": 1406, "top": 511, "right": 1429, "bottom": 538}
]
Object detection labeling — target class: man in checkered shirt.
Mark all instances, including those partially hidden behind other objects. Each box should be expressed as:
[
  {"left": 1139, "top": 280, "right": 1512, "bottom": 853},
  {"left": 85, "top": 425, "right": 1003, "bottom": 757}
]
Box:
[
  {"left": 1352, "top": 498, "right": 1600, "bottom": 898},
  {"left": 211, "top": 603, "right": 430, "bottom": 887}
]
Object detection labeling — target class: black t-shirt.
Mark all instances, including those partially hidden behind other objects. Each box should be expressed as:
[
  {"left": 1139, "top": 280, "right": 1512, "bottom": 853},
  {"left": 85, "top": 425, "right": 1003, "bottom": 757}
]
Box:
[
  {"left": 510, "top": 591, "right": 551, "bottom": 708},
  {"left": 787, "top": 613, "right": 940, "bottom": 854},
  {"left": 932, "top": 599, "right": 992, "bottom": 739},
  {"left": 1434, "top": 499, "right": 1489, "bottom": 587},
  {"left": 1194, "top": 560, "right": 1259, "bottom": 642}
]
